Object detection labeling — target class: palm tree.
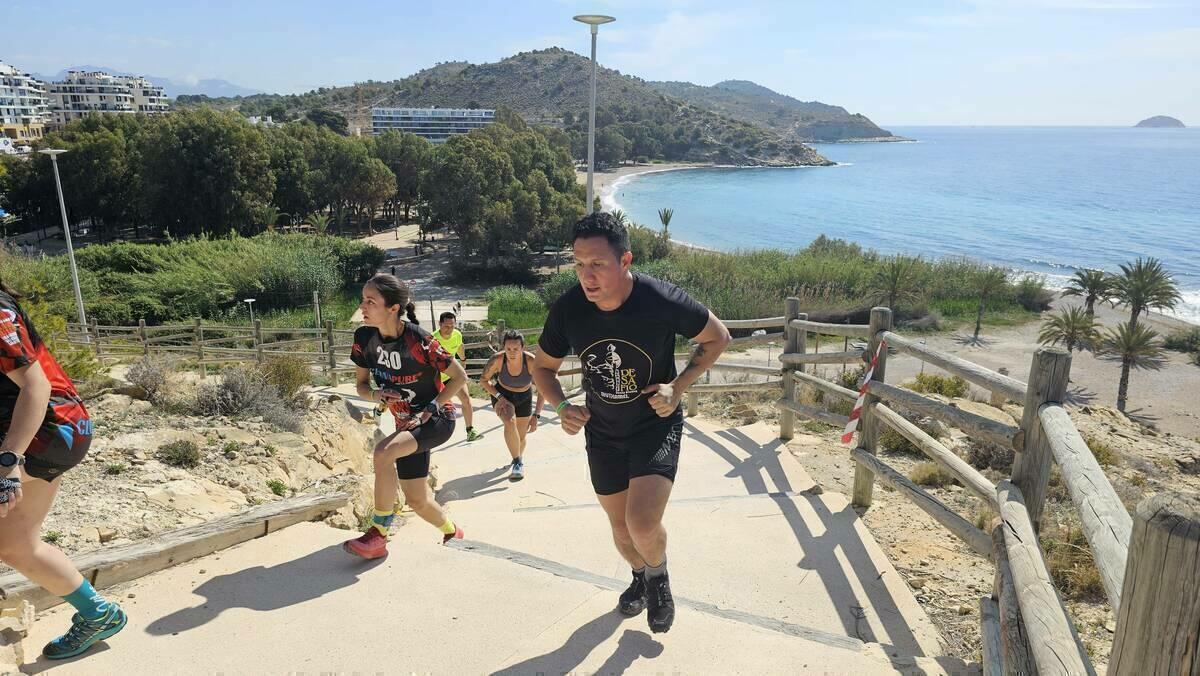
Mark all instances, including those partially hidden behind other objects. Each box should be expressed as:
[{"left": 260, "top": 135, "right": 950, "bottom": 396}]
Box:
[
  {"left": 307, "top": 212, "right": 331, "bottom": 236},
  {"left": 260, "top": 204, "right": 281, "bottom": 232},
  {"left": 1112, "top": 257, "right": 1181, "bottom": 329},
  {"left": 1062, "top": 268, "right": 1115, "bottom": 316},
  {"left": 972, "top": 267, "right": 1009, "bottom": 341},
  {"left": 657, "top": 208, "right": 673, "bottom": 237},
  {"left": 1038, "top": 306, "right": 1101, "bottom": 353},
  {"left": 611, "top": 209, "right": 629, "bottom": 227},
  {"left": 867, "top": 255, "right": 924, "bottom": 311},
  {"left": 1100, "top": 322, "right": 1166, "bottom": 413}
]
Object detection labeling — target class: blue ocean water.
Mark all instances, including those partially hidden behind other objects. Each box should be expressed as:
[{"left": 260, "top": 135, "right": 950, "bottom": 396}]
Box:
[{"left": 608, "top": 126, "right": 1200, "bottom": 323}]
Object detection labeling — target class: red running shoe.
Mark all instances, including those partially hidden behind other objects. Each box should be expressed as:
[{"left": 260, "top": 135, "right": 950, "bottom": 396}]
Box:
[
  {"left": 343, "top": 528, "right": 388, "bottom": 559},
  {"left": 442, "top": 524, "right": 464, "bottom": 545}
]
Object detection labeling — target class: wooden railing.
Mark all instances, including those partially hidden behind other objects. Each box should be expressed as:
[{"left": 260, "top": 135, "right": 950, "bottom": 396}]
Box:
[{"left": 772, "top": 300, "right": 1199, "bottom": 676}]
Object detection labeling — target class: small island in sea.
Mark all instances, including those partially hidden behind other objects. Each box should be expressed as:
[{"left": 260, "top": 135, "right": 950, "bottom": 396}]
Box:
[{"left": 1135, "top": 115, "right": 1186, "bottom": 128}]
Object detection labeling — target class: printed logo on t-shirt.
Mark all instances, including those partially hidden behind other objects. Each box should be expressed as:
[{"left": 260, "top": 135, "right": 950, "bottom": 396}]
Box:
[
  {"left": 0, "top": 309, "right": 19, "bottom": 346},
  {"left": 376, "top": 346, "right": 403, "bottom": 370},
  {"left": 581, "top": 339, "right": 653, "bottom": 405}
]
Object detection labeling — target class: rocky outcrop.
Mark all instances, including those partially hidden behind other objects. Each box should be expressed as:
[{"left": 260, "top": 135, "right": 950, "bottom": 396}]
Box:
[{"left": 1135, "top": 115, "right": 1185, "bottom": 128}]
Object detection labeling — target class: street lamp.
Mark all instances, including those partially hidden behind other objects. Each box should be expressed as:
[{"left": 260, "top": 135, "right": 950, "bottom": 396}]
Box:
[
  {"left": 38, "top": 149, "right": 88, "bottom": 335},
  {"left": 244, "top": 298, "right": 257, "bottom": 324},
  {"left": 574, "top": 13, "right": 615, "bottom": 215}
]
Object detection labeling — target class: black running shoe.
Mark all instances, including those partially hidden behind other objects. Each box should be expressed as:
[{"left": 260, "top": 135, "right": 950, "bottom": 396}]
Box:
[
  {"left": 618, "top": 569, "right": 647, "bottom": 616},
  {"left": 646, "top": 573, "right": 675, "bottom": 633}
]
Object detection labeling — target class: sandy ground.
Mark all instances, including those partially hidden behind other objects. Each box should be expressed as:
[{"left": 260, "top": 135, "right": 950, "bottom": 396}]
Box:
[{"left": 576, "top": 162, "right": 708, "bottom": 211}]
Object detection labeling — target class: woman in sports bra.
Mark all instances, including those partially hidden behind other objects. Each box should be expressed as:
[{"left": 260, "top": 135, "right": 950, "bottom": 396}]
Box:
[{"left": 480, "top": 330, "right": 544, "bottom": 481}]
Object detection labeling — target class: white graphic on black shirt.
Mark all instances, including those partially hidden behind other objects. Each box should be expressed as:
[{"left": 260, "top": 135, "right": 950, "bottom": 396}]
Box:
[{"left": 581, "top": 339, "right": 652, "bottom": 405}]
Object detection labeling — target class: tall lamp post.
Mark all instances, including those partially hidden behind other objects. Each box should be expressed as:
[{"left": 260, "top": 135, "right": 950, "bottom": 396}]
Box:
[
  {"left": 38, "top": 149, "right": 88, "bottom": 334},
  {"left": 573, "top": 14, "right": 615, "bottom": 215},
  {"left": 244, "top": 298, "right": 257, "bottom": 324}
]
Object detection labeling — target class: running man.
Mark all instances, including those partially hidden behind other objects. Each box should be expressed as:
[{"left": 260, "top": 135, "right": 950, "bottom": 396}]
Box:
[
  {"left": 435, "top": 312, "right": 481, "bottom": 442},
  {"left": 479, "top": 330, "right": 545, "bottom": 481},
  {"left": 531, "top": 212, "right": 731, "bottom": 633},
  {"left": 0, "top": 280, "right": 127, "bottom": 659},
  {"left": 344, "top": 274, "right": 468, "bottom": 559}
]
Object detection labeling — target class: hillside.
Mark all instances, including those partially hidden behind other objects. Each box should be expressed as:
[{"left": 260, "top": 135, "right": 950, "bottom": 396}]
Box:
[
  {"left": 650, "top": 79, "right": 896, "bottom": 142},
  {"left": 180, "top": 48, "right": 831, "bottom": 167}
]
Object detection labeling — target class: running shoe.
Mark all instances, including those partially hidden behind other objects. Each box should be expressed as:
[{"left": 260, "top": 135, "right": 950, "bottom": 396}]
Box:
[
  {"left": 618, "top": 570, "right": 648, "bottom": 616},
  {"left": 466, "top": 427, "right": 482, "bottom": 442},
  {"left": 442, "top": 524, "right": 464, "bottom": 544},
  {"left": 509, "top": 459, "right": 525, "bottom": 482},
  {"left": 42, "top": 603, "right": 128, "bottom": 660},
  {"left": 343, "top": 528, "right": 388, "bottom": 559},
  {"left": 646, "top": 573, "right": 675, "bottom": 633}
]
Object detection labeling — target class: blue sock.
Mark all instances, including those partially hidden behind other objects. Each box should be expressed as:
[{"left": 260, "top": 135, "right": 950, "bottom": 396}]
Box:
[{"left": 62, "top": 579, "right": 111, "bottom": 621}]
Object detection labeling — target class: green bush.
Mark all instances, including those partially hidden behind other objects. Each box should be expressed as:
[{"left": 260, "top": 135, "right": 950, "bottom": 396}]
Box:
[
  {"left": 1164, "top": 327, "right": 1200, "bottom": 353},
  {"left": 259, "top": 356, "right": 312, "bottom": 403},
  {"left": 909, "top": 462, "right": 956, "bottom": 488},
  {"left": 880, "top": 417, "right": 944, "bottom": 456},
  {"left": 1015, "top": 275, "right": 1054, "bottom": 312},
  {"left": 1085, "top": 436, "right": 1119, "bottom": 467},
  {"left": 158, "top": 439, "right": 201, "bottom": 468},
  {"left": 104, "top": 462, "right": 127, "bottom": 475},
  {"left": 628, "top": 224, "right": 670, "bottom": 262},
  {"left": 266, "top": 479, "right": 288, "bottom": 496},
  {"left": 906, "top": 373, "right": 970, "bottom": 398},
  {"left": 538, "top": 270, "right": 579, "bottom": 305},
  {"left": 486, "top": 286, "right": 547, "bottom": 329}
]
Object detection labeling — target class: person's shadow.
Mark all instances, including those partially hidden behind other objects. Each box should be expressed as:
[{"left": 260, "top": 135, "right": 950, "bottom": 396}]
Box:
[
  {"left": 436, "top": 466, "right": 510, "bottom": 504},
  {"left": 491, "top": 610, "right": 662, "bottom": 676},
  {"left": 144, "top": 544, "right": 385, "bottom": 636}
]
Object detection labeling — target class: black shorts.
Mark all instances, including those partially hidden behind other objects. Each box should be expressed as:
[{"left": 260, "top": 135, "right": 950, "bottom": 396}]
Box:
[
  {"left": 585, "top": 419, "right": 684, "bottom": 496},
  {"left": 394, "top": 413, "right": 455, "bottom": 480},
  {"left": 492, "top": 385, "right": 533, "bottom": 418},
  {"left": 0, "top": 417, "right": 92, "bottom": 482}
]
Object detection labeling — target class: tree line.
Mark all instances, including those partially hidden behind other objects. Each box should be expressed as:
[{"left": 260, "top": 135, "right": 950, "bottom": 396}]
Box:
[{"left": 0, "top": 107, "right": 586, "bottom": 276}]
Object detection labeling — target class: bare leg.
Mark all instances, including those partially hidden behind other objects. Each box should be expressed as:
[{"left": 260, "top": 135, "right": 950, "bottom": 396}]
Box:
[
  {"left": 501, "top": 418, "right": 521, "bottom": 461},
  {"left": 456, "top": 386, "right": 473, "bottom": 429},
  {"left": 0, "top": 477, "right": 86, "bottom": 596},
  {"left": 372, "top": 429, "right": 420, "bottom": 512},
  {"left": 596, "top": 490, "right": 647, "bottom": 569},
  {"left": 625, "top": 475, "right": 674, "bottom": 567},
  {"left": 399, "top": 478, "right": 450, "bottom": 528},
  {"left": 514, "top": 416, "right": 530, "bottom": 457}
]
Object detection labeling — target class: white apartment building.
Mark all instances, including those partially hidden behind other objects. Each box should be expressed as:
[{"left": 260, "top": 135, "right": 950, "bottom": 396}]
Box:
[
  {"left": 0, "top": 61, "right": 49, "bottom": 142},
  {"left": 371, "top": 107, "right": 495, "bottom": 143},
  {"left": 48, "top": 70, "right": 169, "bottom": 127}
]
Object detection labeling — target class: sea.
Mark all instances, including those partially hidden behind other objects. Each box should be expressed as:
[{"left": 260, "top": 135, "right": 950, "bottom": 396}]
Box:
[{"left": 606, "top": 126, "right": 1200, "bottom": 325}]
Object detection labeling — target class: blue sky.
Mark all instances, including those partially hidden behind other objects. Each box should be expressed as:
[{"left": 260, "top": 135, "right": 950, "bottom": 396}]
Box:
[{"left": 4, "top": 0, "right": 1198, "bottom": 125}]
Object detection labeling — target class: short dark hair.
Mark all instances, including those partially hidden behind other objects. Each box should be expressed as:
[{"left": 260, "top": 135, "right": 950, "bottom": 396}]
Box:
[
  {"left": 439, "top": 312, "right": 456, "bottom": 323},
  {"left": 502, "top": 330, "right": 524, "bottom": 345},
  {"left": 573, "top": 212, "right": 629, "bottom": 258}
]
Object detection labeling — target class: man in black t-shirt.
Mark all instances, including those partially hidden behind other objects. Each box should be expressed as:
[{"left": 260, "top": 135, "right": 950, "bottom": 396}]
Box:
[{"left": 533, "top": 212, "right": 731, "bottom": 634}]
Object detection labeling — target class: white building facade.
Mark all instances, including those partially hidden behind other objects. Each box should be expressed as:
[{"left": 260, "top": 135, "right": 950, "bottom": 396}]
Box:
[
  {"left": 371, "top": 107, "right": 495, "bottom": 143},
  {"left": 0, "top": 61, "right": 49, "bottom": 142},
  {"left": 48, "top": 70, "right": 169, "bottom": 127}
]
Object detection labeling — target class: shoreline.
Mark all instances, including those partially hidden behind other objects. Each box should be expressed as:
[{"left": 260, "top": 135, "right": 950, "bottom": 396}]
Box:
[{"left": 582, "top": 164, "right": 1200, "bottom": 328}]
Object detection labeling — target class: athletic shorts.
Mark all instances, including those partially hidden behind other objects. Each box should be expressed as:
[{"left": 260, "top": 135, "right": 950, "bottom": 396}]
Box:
[
  {"left": 491, "top": 385, "right": 533, "bottom": 418},
  {"left": 0, "top": 403, "right": 92, "bottom": 481},
  {"left": 394, "top": 413, "right": 455, "bottom": 480},
  {"left": 584, "top": 418, "right": 685, "bottom": 496}
]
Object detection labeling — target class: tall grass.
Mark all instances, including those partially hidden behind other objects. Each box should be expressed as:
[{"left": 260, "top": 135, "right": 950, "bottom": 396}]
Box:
[{"left": 486, "top": 286, "right": 547, "bottom": 330}]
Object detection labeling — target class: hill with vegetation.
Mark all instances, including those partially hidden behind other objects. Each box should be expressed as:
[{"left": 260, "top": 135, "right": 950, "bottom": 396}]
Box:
[
  {"left": 648, "top": 79, "right": 896, "bottom": 142},
  {"left": 177, "top": 48, "right": 831, "bottom": 167}
]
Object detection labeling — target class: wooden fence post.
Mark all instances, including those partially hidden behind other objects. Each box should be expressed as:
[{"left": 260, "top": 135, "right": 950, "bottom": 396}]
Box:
[
  {"left": 138, "top": 319, "right": 148, "bottom": 355},
  {"left": 194, "top": 318, "right": 204, "bottom": 379},
  {"left": 779, "top": 297, "right": 801, "bottom": 440},
  {"left": 325, "top": 320, "right": 337, "bottom": 386},
  {"left": 1011, "top": 347, "right": 1071, "bottom": 526},
  {"left": 851, "top": 306, "right": 892, "bottom": 508},
  {"left": 90, "top": 319, "right": 101, "bottom": 357},
  {"left": 1109, "top": 495, "right": 1200, "bottom": 675},
  {"left": 496, "top": 319, "right": 506, "bottom": 350},
  {"left": 254, "top": 319, "right": 264, "bottom": 363},
  {"left": 429, "top": 299, "right": 435, "bottom": 327},
  {"left": 313, "top": 291, "right": 322, "bottom": 329}
]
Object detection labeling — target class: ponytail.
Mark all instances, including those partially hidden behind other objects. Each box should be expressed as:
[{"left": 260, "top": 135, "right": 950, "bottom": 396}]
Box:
[
  {"left": 405, "top": 302, "right": 419, "bottom": 325},
  {"left": 0, "top": 279, "right": 21, "bottom": 300}
]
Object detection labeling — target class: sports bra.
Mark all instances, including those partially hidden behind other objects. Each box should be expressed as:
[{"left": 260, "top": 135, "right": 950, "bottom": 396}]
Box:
[{"left": 497, "top": 352, "right": 532, "bottom": 390}]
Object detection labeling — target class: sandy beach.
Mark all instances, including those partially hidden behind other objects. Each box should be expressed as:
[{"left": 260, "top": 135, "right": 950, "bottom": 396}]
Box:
[{"left": 576, "top": 162, "right": 708, "bottom": 211}]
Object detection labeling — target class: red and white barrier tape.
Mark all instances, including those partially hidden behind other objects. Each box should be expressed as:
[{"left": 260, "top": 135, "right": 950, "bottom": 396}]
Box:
[{"left": 841, "top": 339, "right": 887, "bottom": 445}]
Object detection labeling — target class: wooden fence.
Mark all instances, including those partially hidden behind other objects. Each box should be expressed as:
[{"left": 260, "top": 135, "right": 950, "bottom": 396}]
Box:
[{"left": 67, "top": 301, "right": 1199, "bottom": 674}]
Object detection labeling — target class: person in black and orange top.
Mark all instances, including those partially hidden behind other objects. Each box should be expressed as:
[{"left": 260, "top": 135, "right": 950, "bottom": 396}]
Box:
[
  {"left": 343, "top": 274, "right": 470, "bottom": 559},
  {"left": 0, "top": 280, "right": 126, "bottom": 659}
]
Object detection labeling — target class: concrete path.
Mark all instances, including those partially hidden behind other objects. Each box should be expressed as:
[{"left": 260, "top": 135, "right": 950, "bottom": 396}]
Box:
[{"left": 24, "top": 398, "right": 977, "bottom": 675}]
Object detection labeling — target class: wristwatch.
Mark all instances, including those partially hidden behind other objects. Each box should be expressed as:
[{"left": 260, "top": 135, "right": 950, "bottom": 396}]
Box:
[{"left": 0, "top": 452, "right": 26, "bottom": 468}]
